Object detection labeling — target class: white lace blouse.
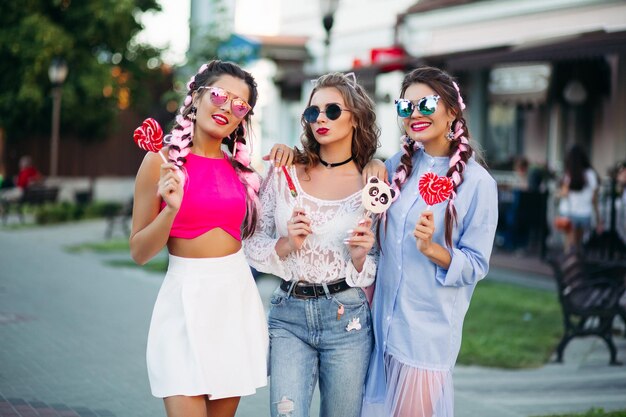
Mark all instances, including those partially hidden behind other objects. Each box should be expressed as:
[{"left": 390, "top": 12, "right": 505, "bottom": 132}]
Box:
[{"left": 244, "top": 165, "right": 376, "bottom": 287}]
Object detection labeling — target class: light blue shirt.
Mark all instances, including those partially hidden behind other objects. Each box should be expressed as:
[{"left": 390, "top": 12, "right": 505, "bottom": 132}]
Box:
[{"left": 363, "top": 148, "right": 498, "bottom": 404}]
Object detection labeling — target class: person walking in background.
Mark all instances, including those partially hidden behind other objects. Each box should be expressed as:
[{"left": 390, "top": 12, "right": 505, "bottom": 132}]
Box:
[
  {"left": 512, "top": 155, "right": 530, "bottom": 191},
  {"left": 557, "top": 143, "right": 602, "bottom": 253},
  {"left": 360, "top": 66, "right": 498, "bottom": 417},
  {"left": 244, "top": 72, "right": 379, "bottom": 417},
  {"left": 129, "top": 60, "right": 268, "bottom": 417}
]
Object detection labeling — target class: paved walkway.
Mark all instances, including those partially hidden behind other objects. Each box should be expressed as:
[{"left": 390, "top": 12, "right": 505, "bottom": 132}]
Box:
[{"left": 0, "top": 219, "right": 624, "bottom": 417}]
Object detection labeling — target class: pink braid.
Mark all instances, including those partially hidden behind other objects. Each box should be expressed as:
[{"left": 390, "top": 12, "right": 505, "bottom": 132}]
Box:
[
  {"left": 229, "top": 128, "right": 262, "bottom": 238},
  {"left": 390, "top": 135, "right": 419, "bottom": 201},
  {"left": 446, "top": 118, "right": 470, "bottom": 225},
  {"left": 446, "top": 79, "right": 470, "bottom": 221},
  {"left": 452, "top": 81, "right": 466, "bottom": 110},
  {"left": 234, "top": 140, "right": 251, "bottom": 168}
]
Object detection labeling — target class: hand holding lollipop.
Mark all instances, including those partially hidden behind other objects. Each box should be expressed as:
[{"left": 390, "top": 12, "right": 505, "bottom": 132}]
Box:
[
  {"left": 349, "top": 176, "right": 395, "bottom": 306},
  {"left": 415, "top": 172, "right": 453, "bottom": 254},
  {"left": 346, "top": 176, "right": 394, "bottom": 250},
  {"left": 133, "top": 118, "right": 168, "bottom": 163}
]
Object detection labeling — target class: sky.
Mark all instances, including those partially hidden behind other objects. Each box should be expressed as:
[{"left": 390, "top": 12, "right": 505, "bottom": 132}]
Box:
[
  {"left": 136, "top": 0, "right": 280, "bottom": 66},
  {"left": 135, "top": 0, "right": 191, "bottom": 65}
]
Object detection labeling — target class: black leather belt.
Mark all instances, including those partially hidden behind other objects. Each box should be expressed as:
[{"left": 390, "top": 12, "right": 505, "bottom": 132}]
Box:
[{"left": 280, "top": 278, "right": 350, "bottom": 299}]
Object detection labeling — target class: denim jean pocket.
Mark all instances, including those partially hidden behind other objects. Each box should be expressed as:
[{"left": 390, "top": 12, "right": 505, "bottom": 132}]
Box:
[
  {"left": 332, "top": 287, "right": 366, "bottom": 308},
  {"left": 269, "top": 286, "right": 288, "bottom": 307}
]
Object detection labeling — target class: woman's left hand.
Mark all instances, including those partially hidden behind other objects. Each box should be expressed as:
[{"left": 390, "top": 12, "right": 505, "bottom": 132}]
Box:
[
  {"left": 414, "top": 210, "right": 435, "bottom": 255},
  {"left": 362, "top": 159, "right": 388, "bottom": 184},
  {"left": 263, "top": 144, "right": 295, "bottom": 168},
  {"left": 345, "top": 217, "right": 375, "bottom": 264}
]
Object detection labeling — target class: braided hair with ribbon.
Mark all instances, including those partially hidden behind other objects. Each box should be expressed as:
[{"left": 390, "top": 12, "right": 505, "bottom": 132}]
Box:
[
  {"left": 390, "top": 66, "right": 476, "bottom": 247},
  {"left": 165, "top": 60, "right": 261, "bottom": 239}
]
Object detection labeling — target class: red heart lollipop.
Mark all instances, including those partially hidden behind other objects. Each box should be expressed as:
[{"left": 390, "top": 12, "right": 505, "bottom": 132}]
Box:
[
  {"left": 133, "top": 118, "right": 163, "bottom": 153},
  {"left": 418, "top": 172, "right": 453, "bottom": 206}
]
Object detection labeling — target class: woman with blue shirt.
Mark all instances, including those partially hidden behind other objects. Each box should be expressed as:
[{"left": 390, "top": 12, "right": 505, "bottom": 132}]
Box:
[{"left": 361, "top": 67, "right": 498, "bottom": 417}]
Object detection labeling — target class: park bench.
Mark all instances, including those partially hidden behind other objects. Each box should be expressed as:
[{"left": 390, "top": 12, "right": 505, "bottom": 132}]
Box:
[
  {"left": 1, "top": 185, "right": 59, "bottom": 225},
  {"left": 547, "top": 250, "right": 625, "bottom": 365},
  {"left": 104, "top": 198, "right": 133, "bottom": 239}
]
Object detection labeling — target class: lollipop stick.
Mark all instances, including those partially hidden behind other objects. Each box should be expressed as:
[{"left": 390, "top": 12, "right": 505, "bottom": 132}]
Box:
[{"left": 157, "top": 149, "right": 168, "bottom": 164}]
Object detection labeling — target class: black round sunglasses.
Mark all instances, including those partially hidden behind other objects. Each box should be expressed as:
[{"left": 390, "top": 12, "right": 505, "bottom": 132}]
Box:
[{"left": 303, "top": 103, "right": 350, "bottom": 123}]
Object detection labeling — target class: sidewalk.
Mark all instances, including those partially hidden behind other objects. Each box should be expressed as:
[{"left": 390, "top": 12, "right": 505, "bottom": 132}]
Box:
[{"left": 0, "top": 219, "right": 624, "bottom": 417}]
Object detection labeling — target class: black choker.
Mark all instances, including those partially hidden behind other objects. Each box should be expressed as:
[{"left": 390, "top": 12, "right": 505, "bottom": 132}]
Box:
[{"left": 319, "top": 155, "right": 353, "bottom": 169}]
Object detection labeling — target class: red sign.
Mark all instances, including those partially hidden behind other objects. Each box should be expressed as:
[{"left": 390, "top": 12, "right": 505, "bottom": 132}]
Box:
[{"left": 370, "top": 47, "right": 406, "bottom": 72}]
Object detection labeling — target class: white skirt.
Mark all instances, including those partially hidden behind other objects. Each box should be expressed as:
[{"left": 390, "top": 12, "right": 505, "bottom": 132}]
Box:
[{"left": 146, "top": 249, "right": 269, "bottom": 399}]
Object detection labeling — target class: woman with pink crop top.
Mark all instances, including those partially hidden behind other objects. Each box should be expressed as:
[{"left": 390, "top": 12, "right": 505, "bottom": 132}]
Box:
[{"left": 130, "top": 60, "right": 269, "bottom": 417}]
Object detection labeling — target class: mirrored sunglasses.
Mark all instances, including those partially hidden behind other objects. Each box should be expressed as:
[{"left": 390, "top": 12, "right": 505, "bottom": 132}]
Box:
[
  {"left": 303, "top": 103, "right": 350, "bottom": 123},
  {"left": 395, "top": 95, "right": 440, "bottom": 118},
  {"left": 198, "top": 86, "right": 252, "bottom": 119}
]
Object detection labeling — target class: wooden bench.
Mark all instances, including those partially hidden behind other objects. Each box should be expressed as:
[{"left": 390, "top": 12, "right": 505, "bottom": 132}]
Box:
[
  {"left": 1, "top": 185, "right": 59, "bottom": 225},
  {"left": 547, "top": 251, "right": 625, "bottom": 365},
  {"left": 104, "top": 198, "right": 133, "bottom": 239}
]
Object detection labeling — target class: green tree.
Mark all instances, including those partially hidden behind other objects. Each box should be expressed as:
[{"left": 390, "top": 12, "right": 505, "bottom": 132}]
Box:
[{"left": 0, "top": 0, "right": 165, "bottom": 143}]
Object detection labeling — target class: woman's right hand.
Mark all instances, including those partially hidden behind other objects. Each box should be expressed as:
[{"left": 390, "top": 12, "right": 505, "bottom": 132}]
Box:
[
  {"left": 263, "top": 144, "right": 295, "bottom": 169},
  {"left": 362, "top": 159, "right": 388, "bottom": 184},
  {"left": 158, "top": 163, "right": 183, "bottom": 211},
  {"left": 286, "top": 206, "right": 312, "bottom": 251}
]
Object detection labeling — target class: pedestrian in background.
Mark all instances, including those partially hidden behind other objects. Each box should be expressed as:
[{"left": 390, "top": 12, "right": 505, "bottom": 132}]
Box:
[
  {"left": 557, "top": 143, "right": 602, "bottom": 253},
  {"left": 130, "top": 60, "right": 268, "bottom": 417},
  {"left": 244, "top": 72, "right": 379, "bottom": 417},
  {"left": 0, "top": 155, "right": 43, "bottom": 204},
  {"left": 361, "top": 66, "right": 498, "bottom": 417}
]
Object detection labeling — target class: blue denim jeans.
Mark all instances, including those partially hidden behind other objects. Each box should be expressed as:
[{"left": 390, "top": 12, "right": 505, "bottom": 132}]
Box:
[{"left": 268, "top": 284, "right": 373, "bottom": 417}]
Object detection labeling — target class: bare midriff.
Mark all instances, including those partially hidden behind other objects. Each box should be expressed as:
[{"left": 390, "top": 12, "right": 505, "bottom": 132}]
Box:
[{"left": 167, "top": 227, "right": 241, "bottom": 258}]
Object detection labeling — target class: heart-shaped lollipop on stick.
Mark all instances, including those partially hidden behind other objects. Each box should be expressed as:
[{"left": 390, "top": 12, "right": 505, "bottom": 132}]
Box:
[
  {"left": 133, "top": 118, "right": 168, "bottom": 163},
  {"left": 418, "top": 172, "right": 453, "bottom": 209}
]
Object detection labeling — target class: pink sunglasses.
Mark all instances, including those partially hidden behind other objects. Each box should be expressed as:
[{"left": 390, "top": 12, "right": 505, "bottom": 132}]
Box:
[{"left": 198, "top": 86, "right": 252, "bottom": 119}]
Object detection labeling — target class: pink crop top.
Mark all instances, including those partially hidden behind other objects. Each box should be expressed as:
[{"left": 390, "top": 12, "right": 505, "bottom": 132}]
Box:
[{"left": 162, "top": 152, "right": 246, "bottom": 241}]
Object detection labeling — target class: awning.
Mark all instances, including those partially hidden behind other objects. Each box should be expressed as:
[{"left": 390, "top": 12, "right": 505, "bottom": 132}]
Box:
[{"left": 439, "top": 30, "right": 626, "bottom": 71}]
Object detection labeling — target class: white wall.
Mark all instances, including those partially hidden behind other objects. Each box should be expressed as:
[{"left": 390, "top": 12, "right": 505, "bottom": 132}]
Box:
[
  {"left": 278, "top": 0, "right": 416, "bottom": 72},
  {"left": 401, "top": 0, "right": 626, "bottom": 57}
]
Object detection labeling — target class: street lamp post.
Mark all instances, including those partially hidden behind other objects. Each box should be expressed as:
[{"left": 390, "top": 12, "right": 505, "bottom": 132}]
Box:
[
  {"left": 320, "top": 0, "right": 339, "bottom": 72},
  {"left": 48, "top": 58, "right": 68, "bottom": 177}
]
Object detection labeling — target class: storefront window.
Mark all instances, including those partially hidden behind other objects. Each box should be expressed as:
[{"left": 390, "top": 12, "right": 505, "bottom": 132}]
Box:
[{"left": 485, "top": 103, "right": 521, "bottom": 170}]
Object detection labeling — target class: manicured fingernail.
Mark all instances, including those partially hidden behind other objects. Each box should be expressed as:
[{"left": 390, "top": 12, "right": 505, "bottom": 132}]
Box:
[
  {"left": 358, "top": 220, "right": 366, "bottom": 225},
  {"left": 269, "top": 159, "right": 274, "bottom": 164},
  {"left": 346, "top": 229, "right": 354, "bottom": 234}
]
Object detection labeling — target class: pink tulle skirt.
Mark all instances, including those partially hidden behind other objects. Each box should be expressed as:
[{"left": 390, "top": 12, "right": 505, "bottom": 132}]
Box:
[{"left": 362, "top": 353, "right": 454, "bottom": 417}]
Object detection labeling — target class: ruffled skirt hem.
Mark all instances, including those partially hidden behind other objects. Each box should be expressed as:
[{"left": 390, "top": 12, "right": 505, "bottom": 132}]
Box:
[{"left": 361, "top": 353, "right": 453, "bottom": 417}]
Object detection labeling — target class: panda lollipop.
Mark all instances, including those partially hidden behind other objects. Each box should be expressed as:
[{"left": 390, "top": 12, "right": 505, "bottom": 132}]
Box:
[{"left": 361, "top": 177, "right": 395, "bottom": 216}]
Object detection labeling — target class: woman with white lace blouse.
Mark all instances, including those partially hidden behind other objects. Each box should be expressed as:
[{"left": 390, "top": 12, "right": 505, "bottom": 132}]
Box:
[{"left": 244, "top": 72, "right": 380, "bottom": 417}]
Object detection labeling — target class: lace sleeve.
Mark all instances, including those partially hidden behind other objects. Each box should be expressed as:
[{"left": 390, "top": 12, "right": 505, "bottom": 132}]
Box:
[
  {"left": 243, "top": 167, "right": 290, "bottom": 280},
  {"left": 345, "top": 218, "right": 379, "bottom": 287},
  {"left": 345, "top": 254, "right": 377, "bottom": 287}
]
